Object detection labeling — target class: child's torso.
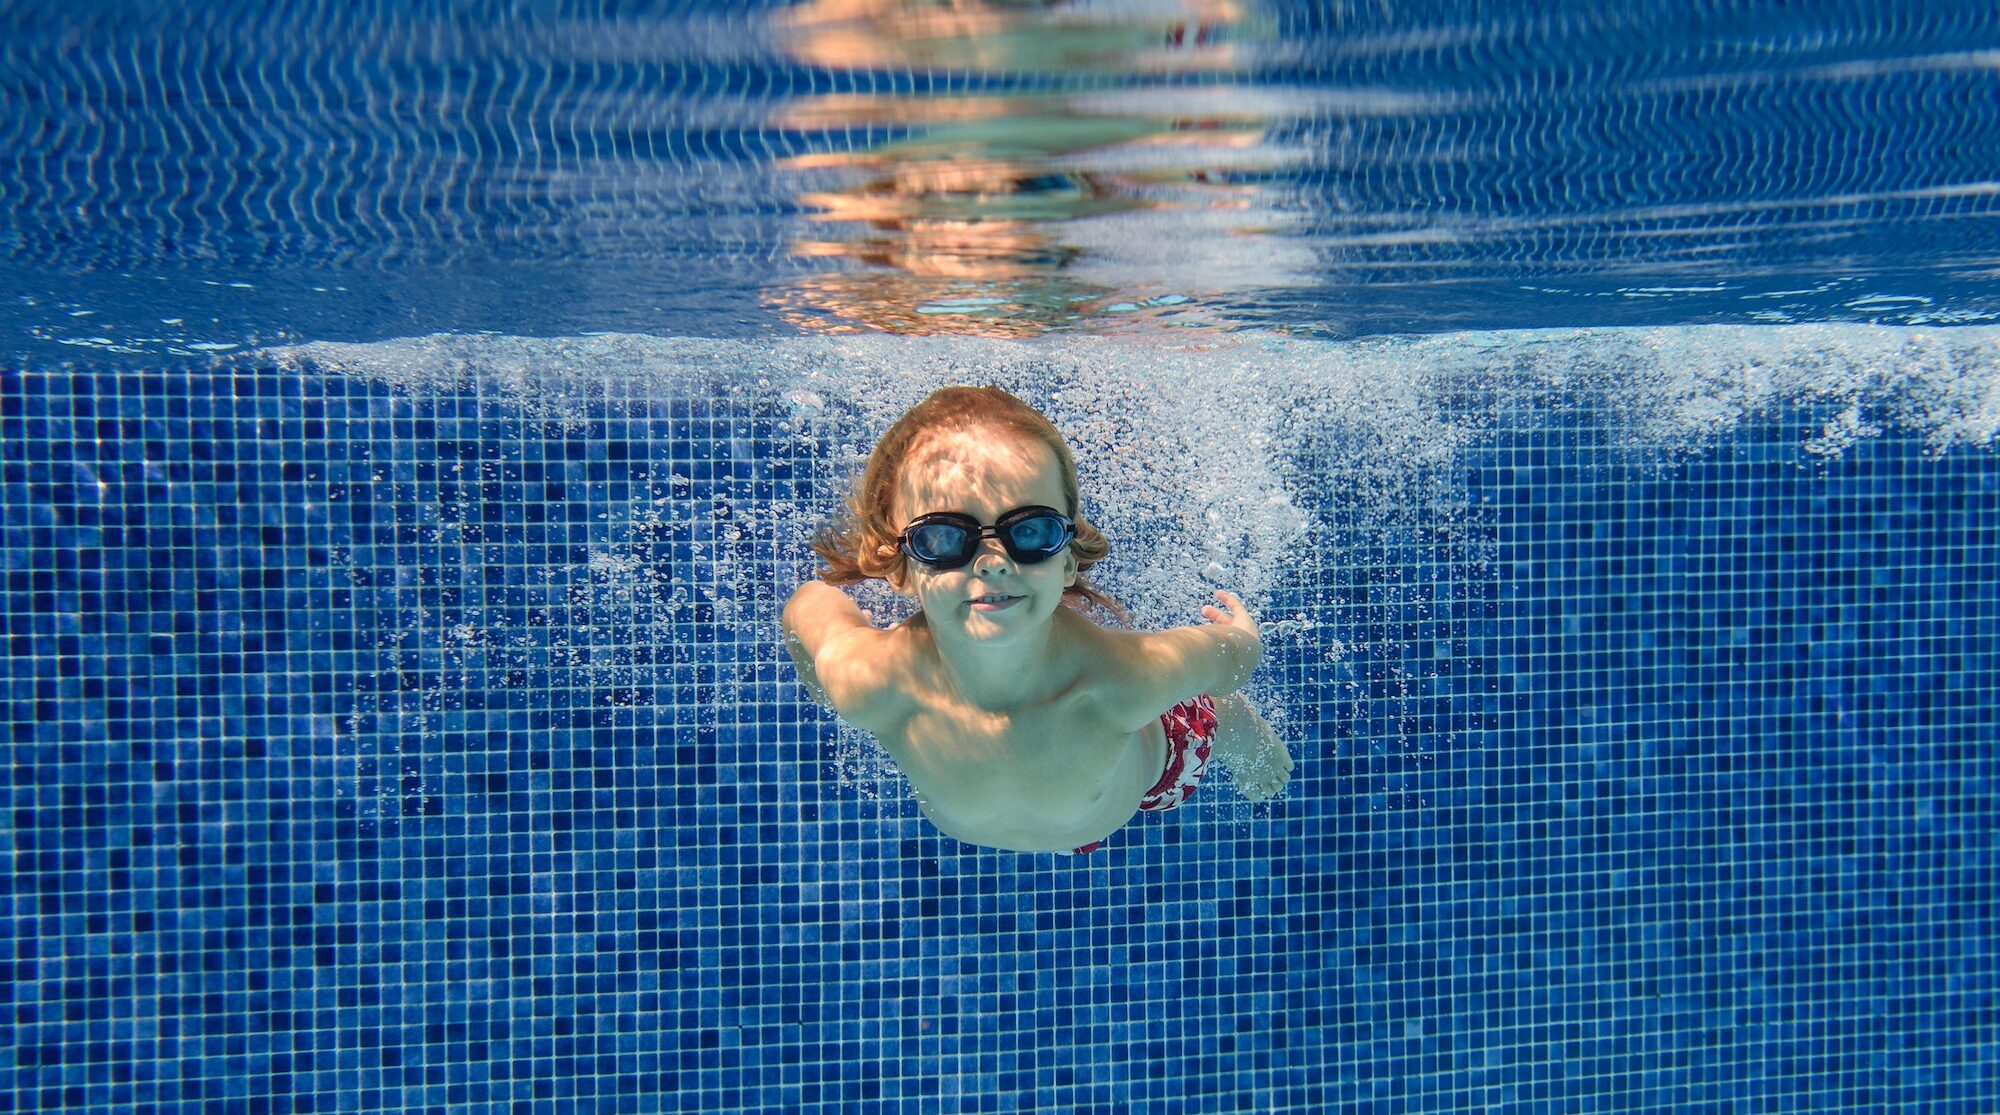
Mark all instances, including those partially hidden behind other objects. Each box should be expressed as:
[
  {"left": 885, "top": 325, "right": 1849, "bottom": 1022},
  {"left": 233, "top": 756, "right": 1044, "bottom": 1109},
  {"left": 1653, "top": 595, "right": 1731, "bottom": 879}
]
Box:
[{"left": 873, "top": 631, "right": 1167, "bottom": 853}]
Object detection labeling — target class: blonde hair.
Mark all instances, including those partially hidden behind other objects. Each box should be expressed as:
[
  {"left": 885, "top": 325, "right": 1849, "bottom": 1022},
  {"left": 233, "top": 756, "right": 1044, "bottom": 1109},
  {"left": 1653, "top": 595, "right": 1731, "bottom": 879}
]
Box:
[{"left": 811, "top": 385, "right": 1125, "bottom": 619}]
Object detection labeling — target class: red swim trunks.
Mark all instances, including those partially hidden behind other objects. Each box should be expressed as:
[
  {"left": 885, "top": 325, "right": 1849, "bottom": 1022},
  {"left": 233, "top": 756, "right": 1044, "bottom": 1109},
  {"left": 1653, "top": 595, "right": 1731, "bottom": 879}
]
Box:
[{"left": 1067, "top": 694, "right": 1218, "bottom": 855}]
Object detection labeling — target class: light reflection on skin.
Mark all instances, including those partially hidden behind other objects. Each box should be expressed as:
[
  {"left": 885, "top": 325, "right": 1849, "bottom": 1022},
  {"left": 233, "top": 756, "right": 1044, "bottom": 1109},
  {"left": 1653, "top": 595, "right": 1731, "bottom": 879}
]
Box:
[
  {"left": 782, "top": 419, "right": 1294, "bottom": 851},
  {"left": 767, "top": 0, "right": 1312, "bottom": 336},
  {"left": 785, "top": 425, "right": 1082, "bottom": 713},
  {"left": 886, "top": 430, "right": 1081, "bottom": 696}
]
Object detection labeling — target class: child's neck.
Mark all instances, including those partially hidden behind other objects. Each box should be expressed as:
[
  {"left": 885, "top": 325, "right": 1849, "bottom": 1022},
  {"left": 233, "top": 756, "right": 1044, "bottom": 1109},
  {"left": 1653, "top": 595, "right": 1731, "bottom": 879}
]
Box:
[{"left": 926, "top": 614, "right": 1063, "bottom": 711}]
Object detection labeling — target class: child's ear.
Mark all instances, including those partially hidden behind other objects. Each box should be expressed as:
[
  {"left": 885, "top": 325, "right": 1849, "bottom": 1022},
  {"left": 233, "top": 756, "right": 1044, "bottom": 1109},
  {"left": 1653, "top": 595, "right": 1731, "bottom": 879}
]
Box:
[
  {"left": 1063, "top": 552, "right": 1077, "bottom": 587},
  {"left": 877, "top": 541, "right": 916, "bottom": 596}
]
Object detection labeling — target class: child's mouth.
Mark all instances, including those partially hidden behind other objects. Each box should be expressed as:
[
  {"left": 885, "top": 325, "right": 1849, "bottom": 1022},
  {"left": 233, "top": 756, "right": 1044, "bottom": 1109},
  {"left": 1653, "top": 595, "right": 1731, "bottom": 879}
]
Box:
[{"left": 968, "top": 593, "right": 1023, "bottom": 612}]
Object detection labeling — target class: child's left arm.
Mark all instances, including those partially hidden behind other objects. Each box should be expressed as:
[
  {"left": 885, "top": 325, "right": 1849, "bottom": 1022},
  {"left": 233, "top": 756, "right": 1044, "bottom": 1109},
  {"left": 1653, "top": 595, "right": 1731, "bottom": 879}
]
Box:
[{"left": 1099, "top": 590, "right": 1264, "bottom": 730}]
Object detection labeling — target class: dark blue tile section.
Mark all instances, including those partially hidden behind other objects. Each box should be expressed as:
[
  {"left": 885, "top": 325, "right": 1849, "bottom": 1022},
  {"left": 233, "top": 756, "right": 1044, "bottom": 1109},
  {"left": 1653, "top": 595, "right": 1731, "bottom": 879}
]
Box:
[{"left": 3, "top": 359, "right": 1995, "bottom": 1113}]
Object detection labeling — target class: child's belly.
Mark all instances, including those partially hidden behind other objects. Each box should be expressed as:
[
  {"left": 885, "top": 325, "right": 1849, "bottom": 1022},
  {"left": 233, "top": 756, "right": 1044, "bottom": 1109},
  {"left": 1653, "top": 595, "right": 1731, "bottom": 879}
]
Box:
[{"left": 900, "top": 720, "right": 1168, "bottom": 853}]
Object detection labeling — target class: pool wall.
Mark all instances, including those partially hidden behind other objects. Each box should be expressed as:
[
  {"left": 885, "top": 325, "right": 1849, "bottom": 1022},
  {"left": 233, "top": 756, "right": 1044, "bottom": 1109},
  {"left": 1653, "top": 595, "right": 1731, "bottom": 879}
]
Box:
[{"left": 4, "top": 336, "right": 1997, "bottom": 1112}]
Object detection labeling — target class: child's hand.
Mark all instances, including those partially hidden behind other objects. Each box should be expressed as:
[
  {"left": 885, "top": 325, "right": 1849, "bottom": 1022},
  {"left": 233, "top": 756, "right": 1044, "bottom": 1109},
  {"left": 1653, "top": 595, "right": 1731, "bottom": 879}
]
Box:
[{"left": 1200, "top": 589, "right": 1265, "bottom": 663}]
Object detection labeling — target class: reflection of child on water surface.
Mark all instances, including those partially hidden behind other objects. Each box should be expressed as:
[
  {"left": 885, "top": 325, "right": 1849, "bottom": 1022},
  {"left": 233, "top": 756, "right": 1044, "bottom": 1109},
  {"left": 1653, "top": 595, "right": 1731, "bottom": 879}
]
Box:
[{"left": 783, "top": 386, "right": 1292, "bottom": 854}]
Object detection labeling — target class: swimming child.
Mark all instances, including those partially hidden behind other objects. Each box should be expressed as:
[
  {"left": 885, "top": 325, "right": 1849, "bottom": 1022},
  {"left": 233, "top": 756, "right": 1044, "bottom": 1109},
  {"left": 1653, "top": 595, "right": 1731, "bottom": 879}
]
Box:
[{"left": 782, "top": 385, "right": 1294, "bottom": 854}]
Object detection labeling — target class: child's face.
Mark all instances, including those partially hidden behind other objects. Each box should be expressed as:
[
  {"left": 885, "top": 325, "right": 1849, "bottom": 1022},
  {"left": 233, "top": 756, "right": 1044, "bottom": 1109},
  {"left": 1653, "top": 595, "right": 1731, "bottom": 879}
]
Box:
[{"left": 890, "top": 426, "right": 1079, "bottom": 643}]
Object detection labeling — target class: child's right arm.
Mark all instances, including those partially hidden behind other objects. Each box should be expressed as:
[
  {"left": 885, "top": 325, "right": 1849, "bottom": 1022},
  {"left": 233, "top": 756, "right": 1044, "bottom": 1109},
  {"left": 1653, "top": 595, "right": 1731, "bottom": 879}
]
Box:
[{"left": 781, "top": 580, "right": 906, "bottom": 730}]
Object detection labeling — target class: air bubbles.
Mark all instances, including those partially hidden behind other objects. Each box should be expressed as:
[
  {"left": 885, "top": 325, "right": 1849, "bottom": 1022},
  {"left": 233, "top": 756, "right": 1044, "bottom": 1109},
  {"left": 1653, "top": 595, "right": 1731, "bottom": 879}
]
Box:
[{"left": 258, "top": 324, "right": 2000, "bottom": 816}]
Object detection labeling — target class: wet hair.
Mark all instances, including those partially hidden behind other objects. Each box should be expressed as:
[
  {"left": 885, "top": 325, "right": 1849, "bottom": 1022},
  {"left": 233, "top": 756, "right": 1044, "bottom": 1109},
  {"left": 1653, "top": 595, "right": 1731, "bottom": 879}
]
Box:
[{"left": 812, "top": 385, "right": 1126, "bottom": 620}]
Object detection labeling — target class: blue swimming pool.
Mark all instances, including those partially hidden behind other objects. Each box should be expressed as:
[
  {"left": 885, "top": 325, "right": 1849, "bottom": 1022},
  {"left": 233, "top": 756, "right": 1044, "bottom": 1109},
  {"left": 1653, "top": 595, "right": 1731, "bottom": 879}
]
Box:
[{"left": 4, "top": 3, "right": 1997, "bottom": 1112}]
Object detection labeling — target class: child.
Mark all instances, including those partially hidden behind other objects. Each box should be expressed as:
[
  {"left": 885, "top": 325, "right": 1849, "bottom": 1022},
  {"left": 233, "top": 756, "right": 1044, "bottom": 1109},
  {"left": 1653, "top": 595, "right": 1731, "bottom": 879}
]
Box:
[{"left": 782, "top": 385, "right": 1293, "bottom": 854}]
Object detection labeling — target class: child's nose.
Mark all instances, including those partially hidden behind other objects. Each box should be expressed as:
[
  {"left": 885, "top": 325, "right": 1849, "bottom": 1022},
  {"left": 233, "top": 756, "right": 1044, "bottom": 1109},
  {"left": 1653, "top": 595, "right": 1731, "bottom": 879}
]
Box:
[{"left": 973, "top": 536, "right": 1013, "bottom": 570}]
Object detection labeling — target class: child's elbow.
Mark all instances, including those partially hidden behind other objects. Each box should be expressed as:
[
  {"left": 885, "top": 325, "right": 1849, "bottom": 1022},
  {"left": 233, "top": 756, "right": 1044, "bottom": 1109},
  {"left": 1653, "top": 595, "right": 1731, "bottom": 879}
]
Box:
[{"left": 781, "top": 580, "right": 830, "bottom": 631}]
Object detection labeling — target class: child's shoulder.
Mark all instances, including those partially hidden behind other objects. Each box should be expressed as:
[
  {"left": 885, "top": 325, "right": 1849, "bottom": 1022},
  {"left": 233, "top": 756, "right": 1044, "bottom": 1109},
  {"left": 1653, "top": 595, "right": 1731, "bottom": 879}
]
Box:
[
  {"left": 1054, "top": 608, "right": 1183, "bottom": 683},
  {"left": 1055, "top": 609, "right": 1232, "bottom": 730},
  {"left": 1056, "top": 604, "right": 1177, "bottom": 648},
  {"left": 815, "top": 619, "right": 925, "bottom": 731}
]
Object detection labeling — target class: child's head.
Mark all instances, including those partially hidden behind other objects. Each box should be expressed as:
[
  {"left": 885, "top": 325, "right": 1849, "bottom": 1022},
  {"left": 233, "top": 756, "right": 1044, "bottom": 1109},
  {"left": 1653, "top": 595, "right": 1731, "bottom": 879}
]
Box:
[{"left": 813, "top": 385, "right": 1123, "bottom": 618}]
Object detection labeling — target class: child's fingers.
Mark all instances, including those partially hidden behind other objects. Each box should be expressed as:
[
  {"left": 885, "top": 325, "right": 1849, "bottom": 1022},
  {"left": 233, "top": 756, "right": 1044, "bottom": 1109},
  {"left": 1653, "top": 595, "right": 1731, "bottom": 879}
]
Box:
[
  {"left": 1205, "top": 590, "right": 1259, "bottom": 633},
  {"left": 1202, "top": 599, "right": 1243, "bottom": 625}
]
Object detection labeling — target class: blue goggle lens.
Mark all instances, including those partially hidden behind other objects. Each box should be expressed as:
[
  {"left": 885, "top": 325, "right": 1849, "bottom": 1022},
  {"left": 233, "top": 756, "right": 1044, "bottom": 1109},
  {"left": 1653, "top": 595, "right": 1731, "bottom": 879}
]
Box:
[{"left": 898, "top": 506, "right": 1074, "bottom": 569}]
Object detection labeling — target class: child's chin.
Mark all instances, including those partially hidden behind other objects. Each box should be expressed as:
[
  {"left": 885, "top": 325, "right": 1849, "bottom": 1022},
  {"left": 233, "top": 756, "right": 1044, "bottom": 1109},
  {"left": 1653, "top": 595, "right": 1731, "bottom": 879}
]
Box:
[{"left": 960, "top": 600, "right": 1040, "bottom": 633}]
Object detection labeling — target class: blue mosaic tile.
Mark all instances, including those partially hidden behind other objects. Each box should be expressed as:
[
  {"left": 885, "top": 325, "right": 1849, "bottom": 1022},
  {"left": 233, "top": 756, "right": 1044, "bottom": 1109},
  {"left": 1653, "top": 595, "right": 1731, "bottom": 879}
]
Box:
[{"left": 5, "top": 351, "right": 1997, "bottom": 1112}]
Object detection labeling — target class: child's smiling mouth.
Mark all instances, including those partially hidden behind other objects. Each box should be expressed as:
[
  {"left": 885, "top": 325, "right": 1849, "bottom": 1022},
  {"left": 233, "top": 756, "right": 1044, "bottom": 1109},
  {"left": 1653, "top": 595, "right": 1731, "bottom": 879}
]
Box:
[{"left": 968, "top": 593, "right": 1024, "bottom": 612}]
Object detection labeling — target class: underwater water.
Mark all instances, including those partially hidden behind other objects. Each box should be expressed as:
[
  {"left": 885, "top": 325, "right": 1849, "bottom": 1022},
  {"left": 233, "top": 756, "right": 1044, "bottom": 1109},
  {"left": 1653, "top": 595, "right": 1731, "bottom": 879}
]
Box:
[
  {"left": 5, "top": 0, "right": 2000, "bottom": 1111},
  {"left": 7, "top": 328, "right": 1997, "bottom": 1111}
]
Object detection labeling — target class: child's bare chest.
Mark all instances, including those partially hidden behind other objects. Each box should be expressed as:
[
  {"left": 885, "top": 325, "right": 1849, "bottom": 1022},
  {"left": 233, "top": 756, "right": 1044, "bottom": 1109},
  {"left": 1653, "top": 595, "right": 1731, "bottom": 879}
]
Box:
[
  {"left": 883, "top": 690, "right": 1161, "bottom": 837},
  {"left": 898, "top": 693, "right": 1101, "bottom": 770}
]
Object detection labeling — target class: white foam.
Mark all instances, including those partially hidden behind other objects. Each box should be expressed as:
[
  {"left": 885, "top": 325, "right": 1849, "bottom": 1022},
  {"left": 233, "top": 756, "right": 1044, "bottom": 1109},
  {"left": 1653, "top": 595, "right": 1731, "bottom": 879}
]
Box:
[{"left": 268, "top": 324, "right": 2000, "bottom": 612}]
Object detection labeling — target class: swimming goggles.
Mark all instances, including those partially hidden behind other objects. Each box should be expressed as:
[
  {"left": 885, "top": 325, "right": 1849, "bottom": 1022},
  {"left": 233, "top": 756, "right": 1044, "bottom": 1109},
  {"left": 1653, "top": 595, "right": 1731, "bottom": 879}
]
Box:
[{"left": 896, "top": 505, "right": 1075, "bottom": 570}]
